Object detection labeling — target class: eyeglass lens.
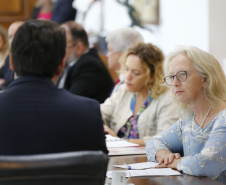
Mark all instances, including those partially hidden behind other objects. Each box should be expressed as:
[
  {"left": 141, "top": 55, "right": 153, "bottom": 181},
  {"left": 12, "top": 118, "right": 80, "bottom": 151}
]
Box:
[{"left": 164, "top": 71, "right": 187, "bottom": 86}]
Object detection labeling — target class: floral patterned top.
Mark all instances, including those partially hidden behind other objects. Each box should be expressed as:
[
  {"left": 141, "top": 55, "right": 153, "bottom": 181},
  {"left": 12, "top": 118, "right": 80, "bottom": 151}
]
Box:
[
  {"left": 118, "top": 94, "right": 153, "bottom": 139},
  {"left": 146, "top": 109, "right": 226, "bottom": 179}
]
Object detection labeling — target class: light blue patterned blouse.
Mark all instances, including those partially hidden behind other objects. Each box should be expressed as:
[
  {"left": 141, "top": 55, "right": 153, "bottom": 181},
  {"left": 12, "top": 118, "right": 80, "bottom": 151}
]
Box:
[{"left": 146, "top": 109, "right": 226, "bottom": 179}]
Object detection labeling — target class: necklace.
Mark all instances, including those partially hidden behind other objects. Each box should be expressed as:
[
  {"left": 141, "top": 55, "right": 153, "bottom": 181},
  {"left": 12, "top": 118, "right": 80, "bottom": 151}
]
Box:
[{"left": 192, "top": 105, "right": 212, "bottom": 132}]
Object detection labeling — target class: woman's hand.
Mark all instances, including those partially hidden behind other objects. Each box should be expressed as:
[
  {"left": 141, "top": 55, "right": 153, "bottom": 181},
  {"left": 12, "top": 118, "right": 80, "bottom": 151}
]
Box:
[
  {"left": 155, "top": 149, "right": 181, "bottom": 169},
  {"left": 0, "top": 78, "right": 5, "bottom": 85},
  {"left": 104, "top": 125, "right": 117, "bottom": 137}
]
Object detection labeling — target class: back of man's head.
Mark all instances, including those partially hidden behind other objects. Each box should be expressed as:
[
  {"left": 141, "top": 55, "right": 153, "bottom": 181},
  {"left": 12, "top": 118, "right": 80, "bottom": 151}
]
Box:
[
  {"left": 106, "top": 27, "right": 144, "bottom": 52},
  {"left": 11, "top": 19, "right": 66, "bottom": 78}
]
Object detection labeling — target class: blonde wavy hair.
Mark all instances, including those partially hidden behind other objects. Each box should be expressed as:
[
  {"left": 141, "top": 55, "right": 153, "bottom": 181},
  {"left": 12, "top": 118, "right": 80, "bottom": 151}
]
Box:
[
  {"left": 164, "top": 46, "right": 226, "bottom": 115},
  {"left": 121, "top": 43, "right": 167, "bottom": 99},
  {"left": 0, "top": 25, "right": 10, "bottom": 68}
]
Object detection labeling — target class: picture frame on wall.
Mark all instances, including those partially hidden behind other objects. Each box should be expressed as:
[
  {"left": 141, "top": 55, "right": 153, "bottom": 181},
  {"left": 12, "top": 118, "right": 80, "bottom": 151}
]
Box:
[{"left": 132, "top": 0, "right": 159, "bottom": 25}]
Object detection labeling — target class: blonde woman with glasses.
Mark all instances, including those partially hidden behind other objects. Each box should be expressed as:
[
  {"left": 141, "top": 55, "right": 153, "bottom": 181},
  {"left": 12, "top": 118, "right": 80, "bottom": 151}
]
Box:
[{"left": 146, "top": 46, "right": 226, "bottom": 184}]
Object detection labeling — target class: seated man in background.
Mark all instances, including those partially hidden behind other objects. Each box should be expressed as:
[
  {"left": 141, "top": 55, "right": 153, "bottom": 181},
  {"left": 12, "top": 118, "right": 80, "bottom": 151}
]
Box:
[
  {"left": 106, "top": 27, "right": 144, "bottom": 96},
  {"left": 0, "top": 21, "right": 24, "bottom": 90},
  {"left": 57, "top": 21, "right": 114, "bottom": 103},
  {"left": 0, "top": 19, "right": 108, "bottom": 155}
]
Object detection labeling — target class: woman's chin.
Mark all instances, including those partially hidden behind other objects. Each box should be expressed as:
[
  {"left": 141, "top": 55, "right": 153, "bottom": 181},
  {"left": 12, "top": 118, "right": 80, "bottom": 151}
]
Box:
[{"left": 126, "top": 86, "right": 134, "bottom": 92}]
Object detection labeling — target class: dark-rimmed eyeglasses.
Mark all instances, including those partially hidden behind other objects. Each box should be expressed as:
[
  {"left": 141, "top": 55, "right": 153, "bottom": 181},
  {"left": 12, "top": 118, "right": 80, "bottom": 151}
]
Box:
[
  {"left": 164, "top": 71, "right": 187, "bottom": 86},
  {"left": 66, "top": 42, "right": 78, "bottom": 49}
]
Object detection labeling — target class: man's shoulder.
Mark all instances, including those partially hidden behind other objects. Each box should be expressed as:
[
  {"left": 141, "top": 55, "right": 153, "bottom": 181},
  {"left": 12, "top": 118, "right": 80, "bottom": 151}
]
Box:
[
  {"left": 71, "top": 51, "right": 108, "bottom": 74},
  {"left": 60, "top": 88, "right": 99, "bottom": 103},
  {"left": 77, "top": 48, "right": 102, "bottom": 64},
  {"left": 61, "top": 89, "right": 100, "bottom": 107},
  {"left": 80, "top": 53, "right": 101, "bottom": 64}
]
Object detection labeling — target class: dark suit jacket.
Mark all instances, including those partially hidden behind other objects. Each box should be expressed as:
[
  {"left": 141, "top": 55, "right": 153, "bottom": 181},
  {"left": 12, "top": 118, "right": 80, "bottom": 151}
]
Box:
[
  {"left": 0, "top": 56, "right": 14, "bottom": 90},
  {"left": 31, "top": 7, "right": 41, "bottom": 19},
  {"left": 0, "top": 75, "right": 108, "bottom": 155},
  {"left": 51, "top": 0, "right": 77, "bottom": 24},
  {"left": 63, "top": 48, "right": 114, "bottom": 103}
]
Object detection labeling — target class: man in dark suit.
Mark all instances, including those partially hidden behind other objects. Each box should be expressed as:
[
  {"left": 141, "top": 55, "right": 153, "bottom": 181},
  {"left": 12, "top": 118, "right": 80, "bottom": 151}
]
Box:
[
  {"left": 51, "top": 0, "right": 77, "bottom": 24},
  {"left": 57, "top": 21, "right": 114, "bottom": 103},
  {"left": 0, "top": 19, "right": 108, "bottom": 155}
]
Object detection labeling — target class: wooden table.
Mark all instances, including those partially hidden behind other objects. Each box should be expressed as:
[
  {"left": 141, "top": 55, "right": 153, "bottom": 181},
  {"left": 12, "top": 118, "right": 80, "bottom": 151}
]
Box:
[{"left": 106, "top": 155, "right": 224, "bottom": 185}]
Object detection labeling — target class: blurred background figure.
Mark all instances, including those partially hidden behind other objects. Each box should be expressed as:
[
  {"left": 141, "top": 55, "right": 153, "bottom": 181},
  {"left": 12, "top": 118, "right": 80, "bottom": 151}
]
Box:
[
  {"left": 31, "top": 0, "right": 53, "bottom": 20},
  {"left": 8, "top": 21, "right": 24, "bottom": 45},
  {"left": 51, "top": 0, "right": 77, "bottom": 24},
  {"left": 0, "top": 25, "right": 10, "bottom": 90},
  {"left": 101, "top": 43, "right": 178, "bottom": 146},
  {"left": 0, "top": 25, "right": 9, "bottom": 68},
  {"left": 57, "top": 21, "right": 114, "bottom": 103},
  {"left": 73, "top": 0, "right": 103, "bottom": 52},
  {"left": 106, "top": 27, "right": 144, "bottom": 95},
  {"left": 72, "top": 0, "right": 132, "bottom": 53},
  {"left": 0, "top": 21, "right": 24, "bottom": 90}
]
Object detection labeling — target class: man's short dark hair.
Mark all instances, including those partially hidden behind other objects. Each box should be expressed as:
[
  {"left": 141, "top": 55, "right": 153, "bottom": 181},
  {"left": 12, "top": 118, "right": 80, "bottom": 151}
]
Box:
[
  {"left": 63, "top": 21, "right": 89, "bottom": 47},
  {"left": 11, "top": 20, "right": 66, "bottom": 78}
]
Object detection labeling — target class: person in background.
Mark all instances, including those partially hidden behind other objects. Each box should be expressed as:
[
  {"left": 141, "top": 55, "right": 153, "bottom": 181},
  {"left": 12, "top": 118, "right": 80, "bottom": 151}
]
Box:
[
  {"left": 146, "top": 46, "right": 226, "bottom": 184},
  {"left": 101, "top": 43, "right": 178, "bottom": 146},
  {"left": 57, "top": 21, "right": 114, "bottom": 103},
  {"left": 8, "top": 21, "right": 24, "bottom": 45},
  {"left": 51, "top": 0, "right": 77, "bottom": 24},
  {"left": 31, "top": 0, "right": 53, "bottom": 20},
  {"left": 0, "top": 25, "right": 9, "bottom": 67},
  {"left": 0, "top": 25, "right": 10, "bottom": 90},
  {"left": 0, "top": 19, "right": 108, "bottom": 155},
  {"left": 0, "top": 21, "right": 24, "bottom": 90},
  {"left": 105, "top": 27, "right": 143, "bottom": 96}
]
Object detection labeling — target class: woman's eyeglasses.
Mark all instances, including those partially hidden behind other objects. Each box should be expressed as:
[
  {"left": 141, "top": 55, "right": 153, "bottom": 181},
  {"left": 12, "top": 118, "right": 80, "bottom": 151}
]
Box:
[{"left": 164, "top": 71, "right": 187, "bottom": 86}]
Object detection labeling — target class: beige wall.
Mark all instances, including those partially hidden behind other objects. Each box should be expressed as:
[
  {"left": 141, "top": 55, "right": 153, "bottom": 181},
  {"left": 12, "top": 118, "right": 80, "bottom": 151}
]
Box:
[{"left": 209, "top": 0, "right": 226, "bottom": 65}]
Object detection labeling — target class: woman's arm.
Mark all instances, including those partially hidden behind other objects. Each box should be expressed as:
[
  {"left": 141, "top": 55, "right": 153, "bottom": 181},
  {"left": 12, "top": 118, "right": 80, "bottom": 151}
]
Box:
[
  {"left": 146, "top": 119, "right": 183, "bottom": 163},
  {"left": 176, "top": 115, "right": 226, "bottom": 178},
  {"left": 128, "top": 138, "right": 145, "bottom": 146},
  {"left": 104, "top": 125, "right": 118, "bottom": 137},
  {"left": 154, "top": 92, "right": 179, "bottom": 136},
  {"left": 100, "top": 90, "right": 120, "bottom": 126}
]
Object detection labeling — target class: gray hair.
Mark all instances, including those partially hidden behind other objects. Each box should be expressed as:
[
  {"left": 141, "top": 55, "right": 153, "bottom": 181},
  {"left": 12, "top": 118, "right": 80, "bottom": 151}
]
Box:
[{"left": 106, "top": 27, "right": 144, "bottom": 52}]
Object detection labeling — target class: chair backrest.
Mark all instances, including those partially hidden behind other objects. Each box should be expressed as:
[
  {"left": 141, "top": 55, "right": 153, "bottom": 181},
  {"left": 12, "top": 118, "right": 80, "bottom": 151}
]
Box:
[{"left": 0, "top": 150, "right": 109, "bottom": 185}]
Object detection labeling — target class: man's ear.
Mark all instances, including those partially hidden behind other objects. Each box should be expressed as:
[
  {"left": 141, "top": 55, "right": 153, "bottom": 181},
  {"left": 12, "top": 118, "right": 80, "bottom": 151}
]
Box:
[
  {"left": 56, "top": 58, "right": 66, "bottom": 77},
  {"left": 9, "top": 53, "right": 15, "bottom": 71},
  {"left": 52, "top": 58, "right": 66, "bottom": 85},
  {"left": 76, "top": 41, "right": 87, "bottom": 56},
  {"left": 117, "top": 51, "right": 122, "bottom": 57}
]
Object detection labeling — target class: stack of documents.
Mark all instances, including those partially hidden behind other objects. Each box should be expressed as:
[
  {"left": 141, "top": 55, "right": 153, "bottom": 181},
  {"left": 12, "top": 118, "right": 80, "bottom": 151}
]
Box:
[
  {"left": 106, "top": 168, "right": 181, "bottom": 178},
  {"left": 107, "top": 161, "right": 181, "bottom": 178},
  {"left": 105, "top": 135, "right": 139, "bottom": 148},
  {"left": 105, "top": 135, "right": 146, "bottom": 155},
  {"left": 113, "top": 162, "right": 158, "bottom": 169}
]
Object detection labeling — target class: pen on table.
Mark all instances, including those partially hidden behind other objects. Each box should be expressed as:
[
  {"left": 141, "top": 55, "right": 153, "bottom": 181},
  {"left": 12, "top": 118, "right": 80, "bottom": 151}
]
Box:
[{"left": 124, "top": 163, "right": 132, "bottom": 170}]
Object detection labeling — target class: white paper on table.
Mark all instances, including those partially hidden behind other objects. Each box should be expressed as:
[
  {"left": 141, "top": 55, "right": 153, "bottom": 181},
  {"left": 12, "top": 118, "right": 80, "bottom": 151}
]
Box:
[
  {"left": 106, "top": 168, "right": 181, "bottom": 178},
  {"left": 105, "top": 134, "right": 139, "bottom": 148},
  {"left": 108, "top": 147, "right": 146, "bottom": 156},
  {"left": 113, "top": 162, "right": 158, "bottom": 169}
]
